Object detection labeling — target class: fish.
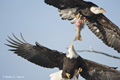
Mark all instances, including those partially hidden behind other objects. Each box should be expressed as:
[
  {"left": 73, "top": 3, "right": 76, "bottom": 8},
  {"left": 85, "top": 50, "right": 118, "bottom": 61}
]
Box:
[{"left": 73, "top": 19, "right": 84, "bottom": 41}]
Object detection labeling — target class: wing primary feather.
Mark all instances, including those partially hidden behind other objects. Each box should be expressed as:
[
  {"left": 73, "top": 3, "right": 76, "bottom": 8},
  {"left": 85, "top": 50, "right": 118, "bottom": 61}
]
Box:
[
  {"left": 12, "top": 33, "right": 24, "bottom": 43},
  {"left": 8, "top": 49, "right": 16, "bottom": 51},
  {"left": 5, "top": 44, "right": 18, "bottom": 48},
  {"left": 6, "top": 39, "right": 19, "bottom": 46},
  {"left": 8, "top": 36, "right": 22, "bottom": 44},
  {"left": 20, "top": 33, "right": 28, "bottom": 43}
]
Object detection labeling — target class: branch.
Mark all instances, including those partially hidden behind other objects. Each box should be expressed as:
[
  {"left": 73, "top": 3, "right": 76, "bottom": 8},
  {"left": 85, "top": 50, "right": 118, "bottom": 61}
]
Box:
[{"left": 76, "top": 48, "right": 120, "bottom": 60}]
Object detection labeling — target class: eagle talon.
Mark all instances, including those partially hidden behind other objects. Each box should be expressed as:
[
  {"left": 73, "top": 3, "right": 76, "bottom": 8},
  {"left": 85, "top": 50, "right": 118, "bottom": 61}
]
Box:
[
  {"left": 83, "top": 17, "right": 87, "bottom": 23},
  {"left": 78, "top": 68, "right": 82, "bottom": 74},
  {"left": 76, "top": 13, "right": 80, "bottom": 19}
]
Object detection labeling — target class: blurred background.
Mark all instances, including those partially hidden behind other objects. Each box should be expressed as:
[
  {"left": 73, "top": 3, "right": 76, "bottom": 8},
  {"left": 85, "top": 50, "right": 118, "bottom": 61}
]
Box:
[{"left": 0, "top": 0, "right": 120, "bottom": 80}]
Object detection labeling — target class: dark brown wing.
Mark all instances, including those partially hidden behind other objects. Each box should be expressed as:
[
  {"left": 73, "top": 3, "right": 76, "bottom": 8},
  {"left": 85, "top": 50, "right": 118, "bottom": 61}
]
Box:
[
  {"left": 86, "top": 14, "right": 120, "bottom": 53},
  {"left": 6, "top": 34, "right": 65, "bottom": 69},
  {"left": 80, "top": 59, "right": 120, "bottom": 80},
  {"left": 44, "top": 0, "right": 87, "bottom": 9}
]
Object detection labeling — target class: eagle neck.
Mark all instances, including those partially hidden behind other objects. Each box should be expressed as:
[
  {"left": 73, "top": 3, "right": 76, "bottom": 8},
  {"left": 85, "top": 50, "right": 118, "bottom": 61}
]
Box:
[{"left": 66, "top": 48, "right": 79, "bottom": 59}]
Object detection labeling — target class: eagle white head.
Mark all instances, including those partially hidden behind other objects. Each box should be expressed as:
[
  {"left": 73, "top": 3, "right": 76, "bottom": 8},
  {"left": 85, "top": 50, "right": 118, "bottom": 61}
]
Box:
[
  {"left": 90, "top": 6, "right": 106, "bottom": 14},
  {"left": 66, "top": 44, "right": 79, "bottom": 59}
]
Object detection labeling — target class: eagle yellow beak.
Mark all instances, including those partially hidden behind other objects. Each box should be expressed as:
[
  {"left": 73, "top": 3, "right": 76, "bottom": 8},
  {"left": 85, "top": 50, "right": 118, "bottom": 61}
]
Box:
[
  {"left": 66, "top": 73, "right": 70, "bottom": 79},
  {"left": 70, "top": 43, "right": 74, "bottom": 48},
  {"left": 78, "top": 68, "right": 82, "bottom": 74},
  {"left": 100, "top": 8, "right": 106, "bottom": 13}
]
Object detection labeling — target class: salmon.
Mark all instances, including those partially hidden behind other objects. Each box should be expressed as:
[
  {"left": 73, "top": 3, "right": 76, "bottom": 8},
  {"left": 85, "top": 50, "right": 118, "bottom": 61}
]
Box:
[{"left": 73, "top": 19, "right": 84, "bottom": 41}]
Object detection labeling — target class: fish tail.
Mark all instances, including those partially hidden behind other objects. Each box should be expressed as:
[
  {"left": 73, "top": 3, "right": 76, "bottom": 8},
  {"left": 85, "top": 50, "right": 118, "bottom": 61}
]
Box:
[{"left": 73, "top": 33, "right": 82, "bottom": 41}]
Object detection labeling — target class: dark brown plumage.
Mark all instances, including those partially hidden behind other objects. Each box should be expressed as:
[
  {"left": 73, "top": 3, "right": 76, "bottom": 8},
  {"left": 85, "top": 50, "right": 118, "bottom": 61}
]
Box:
[
  {"left": 86, "top": 14, "right": 120, "bottom": 53},
  {"left": 6, "top": 34, "right": 120, "bottom": 80}
]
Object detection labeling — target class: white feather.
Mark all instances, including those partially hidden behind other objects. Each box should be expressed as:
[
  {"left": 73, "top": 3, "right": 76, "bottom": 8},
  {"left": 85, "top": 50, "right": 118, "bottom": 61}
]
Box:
[
  {"left": 96, "top": 29, "right": 100, "bottom": 33},
  {"left": 90, "top": 6, "right": 104, "bottom": 14},
  {"left": 50, "top": 70, "right": 79, "bottom": 80},
  {"left": 71, "top": 18, "right": 78, "bottom": 24},
  {"left": 50, "top": 70, "right": 62, "bottom": 80},
  {"left": 59, "top": 8, "right": 77, "bottom": 20},
  {"left": 66, "top": 45, "right": 79, "bottom": 59}
]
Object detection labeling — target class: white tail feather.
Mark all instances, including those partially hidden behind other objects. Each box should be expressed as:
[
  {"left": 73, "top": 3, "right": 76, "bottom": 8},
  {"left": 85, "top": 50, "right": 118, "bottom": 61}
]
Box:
[
  {"left": 50, "top": 70, "right": 62, "bottom": 80},
  {"left": 50, "top": 70, "right": 79, "bottom": 80}
]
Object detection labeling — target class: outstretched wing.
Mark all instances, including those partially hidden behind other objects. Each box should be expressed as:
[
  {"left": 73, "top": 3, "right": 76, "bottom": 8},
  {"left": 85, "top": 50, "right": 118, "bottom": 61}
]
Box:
[
  {"left": 6, "top": 34, "right": 65, "bottom": 69},
  {"left": 86, "top": 14, "right": 120, "bottom": 53},
  {"left": 80, "top": 59, "right": 120, "bottom": 80}
]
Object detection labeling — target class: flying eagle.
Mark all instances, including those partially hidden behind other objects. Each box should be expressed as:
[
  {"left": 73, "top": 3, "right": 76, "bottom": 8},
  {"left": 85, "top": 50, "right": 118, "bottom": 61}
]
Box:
[
  {"left": 6, "top": 34, "right": 120, "bottom": 80},
  {"left": 44, "top": 0, "right": 120, "bottom": 53}
]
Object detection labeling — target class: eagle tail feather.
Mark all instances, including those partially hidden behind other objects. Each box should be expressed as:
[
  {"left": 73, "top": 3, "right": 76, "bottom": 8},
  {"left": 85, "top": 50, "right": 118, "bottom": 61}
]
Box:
[{"left": 50, "top": 70, "right": 62, "bottom": 80}]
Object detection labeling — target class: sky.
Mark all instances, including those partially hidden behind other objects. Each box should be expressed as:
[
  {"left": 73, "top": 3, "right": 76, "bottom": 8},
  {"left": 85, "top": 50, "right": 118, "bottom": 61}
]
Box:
[{"left": 0, "top": 0, "right": 120, "bottom": 80}]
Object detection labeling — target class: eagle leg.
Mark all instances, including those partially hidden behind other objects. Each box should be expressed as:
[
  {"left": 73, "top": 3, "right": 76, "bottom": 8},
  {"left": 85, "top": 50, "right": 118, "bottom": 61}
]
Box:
[
  {"left": 77, "top": 67, "right": 82, "bottom": 74},
  {"left": 83, "top": 17, "right": 87, "bottom": 23},
  {"left": 76, "top": 13, "right": 80, "bottom": 19}
]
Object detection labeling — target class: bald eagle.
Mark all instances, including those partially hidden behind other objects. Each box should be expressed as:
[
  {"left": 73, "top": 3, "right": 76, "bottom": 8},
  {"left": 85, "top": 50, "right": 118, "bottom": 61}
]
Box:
[
  {"left": 6, "top": 34, "right": 120, "bottom": 80},
  {"left": 44, "top": 0, "right": 120, "bottom": 53}
]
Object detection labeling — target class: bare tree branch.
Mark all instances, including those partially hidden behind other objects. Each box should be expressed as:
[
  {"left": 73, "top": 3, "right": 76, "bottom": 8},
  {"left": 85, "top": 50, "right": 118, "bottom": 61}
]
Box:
[{"left": 77, "top": 50, "right": 120, "bottom": 60}]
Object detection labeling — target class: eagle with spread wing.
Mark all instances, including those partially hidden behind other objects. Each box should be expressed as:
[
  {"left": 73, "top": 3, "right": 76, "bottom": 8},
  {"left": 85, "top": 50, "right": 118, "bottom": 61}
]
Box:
[
  {"left": 44, "top": 0, "right": 120, "bottom": 53},
  {"left": 6, "top": 34, "right": 120, "bottom": 80}
]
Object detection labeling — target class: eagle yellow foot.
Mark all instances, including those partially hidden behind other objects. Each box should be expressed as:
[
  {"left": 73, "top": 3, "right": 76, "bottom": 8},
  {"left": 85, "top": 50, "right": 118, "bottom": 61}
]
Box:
[
  {"left": 76, "top": 13, "right": 80, "bottom": 19},
  {"left": 83, "top": 17, "right": 87, "bottom": 23},
  {"left": 78, "top": 68, "right": 82, "bottom": 74},
  {"left": 66, "top": 73, "right": 70, "bottom": 79}
]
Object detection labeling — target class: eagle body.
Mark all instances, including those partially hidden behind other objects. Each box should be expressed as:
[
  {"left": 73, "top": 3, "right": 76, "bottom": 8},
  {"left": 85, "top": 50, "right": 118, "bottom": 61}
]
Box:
[
  {"left": 61, "top": 44, "right": 83, "bottom": 79},
  {"left": 50, "top": 56, "right": 82, "bottom": 80},
  {"left": 62, "top": 57, "right": 81, "bottom": 79},
  {"left": 6, "top": 34, "right": 120, "bottom": 80}
]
